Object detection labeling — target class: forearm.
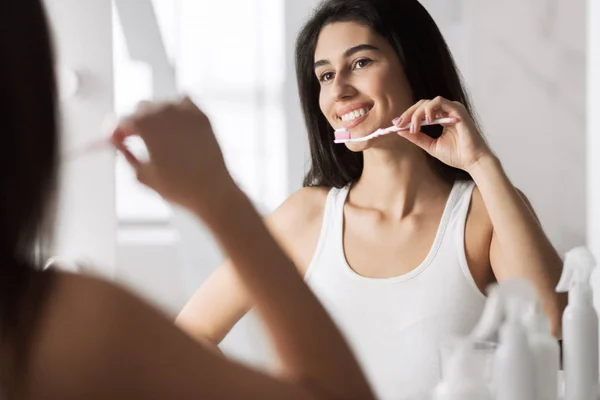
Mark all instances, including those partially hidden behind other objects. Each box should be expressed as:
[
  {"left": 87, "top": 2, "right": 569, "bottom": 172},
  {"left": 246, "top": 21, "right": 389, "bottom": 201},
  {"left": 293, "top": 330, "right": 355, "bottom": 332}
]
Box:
[
  {"left": 194, "top": 185, "right": 373, "bottom": 399},
  {"left": 175, "top": 264, "right": 252, "bottom": 346},
  {"left": 468, "top": 156, "right": 565, "bottom": 334}
]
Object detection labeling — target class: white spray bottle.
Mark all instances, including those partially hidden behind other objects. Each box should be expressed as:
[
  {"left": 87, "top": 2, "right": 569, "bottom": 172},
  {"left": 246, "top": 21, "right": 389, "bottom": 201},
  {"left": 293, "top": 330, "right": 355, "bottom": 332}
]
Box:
[
  {"left": 432, "top": 339, "right": 493, "bottom": 400},
  {"left": 469, "top": 278, "right": 539, "bottom": 400},
  {"left": 493, "top": 278, "right": 538, "bottom": 400},
  {"left": 524, "top": 300, "right": 560, "bottom": 400},
  {"left": 582, "top": 248, "right": 600, "bottom": 383},
  {"left": 556, "top": 246, "right": 599, "bottom": 400}
]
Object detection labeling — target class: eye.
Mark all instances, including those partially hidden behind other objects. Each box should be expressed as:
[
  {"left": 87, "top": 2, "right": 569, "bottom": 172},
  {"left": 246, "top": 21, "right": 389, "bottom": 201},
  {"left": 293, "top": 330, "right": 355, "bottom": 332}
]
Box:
[
  {"left": 319, "top": 71, "right": 334, "bottom": 83},
  {"left": 353, "top": 58, "right": 373, "bottom": 70}
]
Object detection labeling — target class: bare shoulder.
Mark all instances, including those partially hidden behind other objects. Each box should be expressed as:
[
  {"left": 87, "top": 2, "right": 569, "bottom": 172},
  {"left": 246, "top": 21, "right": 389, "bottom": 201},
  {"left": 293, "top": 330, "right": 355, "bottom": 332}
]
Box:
[
  {"left": 25, "top": 272, "right": 176, "bottom": 398},
  {"left": 268, "top": 186, "right": 329, "bottom": 227},
  {"left": 24, "top": 272, "right": 314, "bottom": 399},
  {"left": 266, "top": 186, "right": 330, "bottom": 272}
]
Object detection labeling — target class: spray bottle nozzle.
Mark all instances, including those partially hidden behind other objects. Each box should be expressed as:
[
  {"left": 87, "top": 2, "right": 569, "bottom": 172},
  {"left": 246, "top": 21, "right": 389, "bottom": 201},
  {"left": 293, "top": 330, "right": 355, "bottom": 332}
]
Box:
[
  {"left": 469, "top": 278, "right": 536, "bottom": 342},
  {"left": 556, "top": 247, "right": 597, "bottom": 305}
]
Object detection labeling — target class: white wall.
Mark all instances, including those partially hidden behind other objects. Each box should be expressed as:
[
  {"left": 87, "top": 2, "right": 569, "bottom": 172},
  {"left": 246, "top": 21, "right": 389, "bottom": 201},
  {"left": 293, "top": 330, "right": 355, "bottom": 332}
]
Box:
[
  {"left": 283, "top": 0, "right": 318, "bottom": 193},
  {"left": 588, "top": 0, "right": 600, "bottom": 259},
  {"left": 44, "top": 0, "right": 117, "bottom": 277},
  {"left": 429, "top": 0, "right": 587, "bottom": 255},
  {"left": 475, "top": 0, "right": 586, "bottom": 255}
]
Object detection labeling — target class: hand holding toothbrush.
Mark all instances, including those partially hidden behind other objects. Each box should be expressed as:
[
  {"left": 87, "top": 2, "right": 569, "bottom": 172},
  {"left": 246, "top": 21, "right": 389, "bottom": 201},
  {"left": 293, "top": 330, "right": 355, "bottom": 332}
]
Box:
[
  {"left": 111, "top": 97, "right": 236, "bottom": 219},
  {"left": 392, "top": 96, "right": 493, "bottom": 173},
  {"left": 110, "top": 97, "right": 376, "bottom": 399}
]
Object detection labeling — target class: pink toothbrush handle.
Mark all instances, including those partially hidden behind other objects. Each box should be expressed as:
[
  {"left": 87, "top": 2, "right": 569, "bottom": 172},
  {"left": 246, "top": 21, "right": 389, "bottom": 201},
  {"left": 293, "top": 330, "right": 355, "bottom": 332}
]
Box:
[
  {"left": 387, "top": 117, "right": 455, "bottom": 132},
  {"left": 65, "top": 138, "right": 113, "bottom": 160}
]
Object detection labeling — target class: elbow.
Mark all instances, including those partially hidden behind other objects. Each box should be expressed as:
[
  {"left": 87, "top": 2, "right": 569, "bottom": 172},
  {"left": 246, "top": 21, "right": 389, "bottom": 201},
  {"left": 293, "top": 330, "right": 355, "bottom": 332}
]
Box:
[{"left": 175, "top": 311, "right": 223, "bottom": 346}]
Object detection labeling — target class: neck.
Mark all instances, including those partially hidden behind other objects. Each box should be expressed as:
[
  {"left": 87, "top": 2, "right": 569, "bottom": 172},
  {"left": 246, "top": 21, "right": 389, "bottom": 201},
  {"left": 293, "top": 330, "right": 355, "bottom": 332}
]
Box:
[{"left": 350, "top": 139, "right": 452, "bottom": 218}]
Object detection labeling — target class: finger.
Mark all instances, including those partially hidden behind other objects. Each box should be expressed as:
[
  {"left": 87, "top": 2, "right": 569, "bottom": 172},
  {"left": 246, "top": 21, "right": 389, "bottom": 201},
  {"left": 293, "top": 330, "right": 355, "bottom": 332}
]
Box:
[
  {"left": 392, "top": 99, "right": 427, "bottom": 128},
  {"left": 410, "top": 100, "right": 430, "bottom": 134},
  {"left": 111, "top": 118, "right": 139, "bottom": 143},
  {"left": 180, "top": 94, "right": 196, "bottom": 108},
  {"left": 440, "top": 116, "right": 460, "bottom": 127},
  {"left": 180, "top": 95, "right": 209, "bottom": 123},
  {"left": 113, "top": 138, "right": 142, "bottom": 170},
  {"left": 398, "top": 130, "right": 436, "bottom": 153},
  {"left": 424, "top": 101, "right": 444, "bottom": 124},
  {"left": 428, "top": 96, "right": 466, "bottom": 119},
  {"left": 433, "top": 110, "right": 448, "bottom": 120},
  {"left": 135, "top": 100, "right": 158, "bottom": 115}
]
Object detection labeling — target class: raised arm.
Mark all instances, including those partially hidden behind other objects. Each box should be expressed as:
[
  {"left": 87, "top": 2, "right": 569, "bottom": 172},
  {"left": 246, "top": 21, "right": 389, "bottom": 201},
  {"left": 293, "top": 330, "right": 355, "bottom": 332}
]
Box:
[
  {"left": 468, "top": 157, "right": 565, "bottom": 337},
  {"left": 176, "top": 187, "right": 326, "bottom": 347},
  {"left": 110, "top": 98, "right": 374, "bottom": 399},
  {"left": 396, "top": 96, "right": 566, "bottom": 337}
]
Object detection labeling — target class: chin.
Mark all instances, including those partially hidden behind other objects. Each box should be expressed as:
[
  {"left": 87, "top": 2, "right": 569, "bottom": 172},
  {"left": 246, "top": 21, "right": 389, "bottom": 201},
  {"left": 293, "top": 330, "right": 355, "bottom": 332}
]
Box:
[
  {"left": 345, "top": 139, "right": 377, "bottom": 152},
  {"left": 345, "top": 142, "right": 369, "bottom": 152}
]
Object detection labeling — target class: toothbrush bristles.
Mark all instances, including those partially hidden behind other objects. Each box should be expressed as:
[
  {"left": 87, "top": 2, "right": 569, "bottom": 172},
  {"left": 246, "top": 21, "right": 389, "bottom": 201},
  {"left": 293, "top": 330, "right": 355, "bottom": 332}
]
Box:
[{"left": 333, "top": 128, "right": 351, "bottom": 141}]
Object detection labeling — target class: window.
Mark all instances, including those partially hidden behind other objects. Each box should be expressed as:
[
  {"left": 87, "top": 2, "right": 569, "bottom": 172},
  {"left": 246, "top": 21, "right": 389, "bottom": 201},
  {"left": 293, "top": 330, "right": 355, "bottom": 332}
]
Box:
[{"left": 113, "top": 0, "right": 287, "bottom": 223}]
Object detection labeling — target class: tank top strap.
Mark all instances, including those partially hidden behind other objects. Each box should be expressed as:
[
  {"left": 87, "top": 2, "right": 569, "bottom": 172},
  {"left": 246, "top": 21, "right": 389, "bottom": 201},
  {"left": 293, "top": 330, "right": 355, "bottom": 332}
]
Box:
[
  {"left": 304, "top": 185, "right": 349, "bottom": 280},
  {"left": 446, "top": 180, "right": 476, "bottom": 228}
]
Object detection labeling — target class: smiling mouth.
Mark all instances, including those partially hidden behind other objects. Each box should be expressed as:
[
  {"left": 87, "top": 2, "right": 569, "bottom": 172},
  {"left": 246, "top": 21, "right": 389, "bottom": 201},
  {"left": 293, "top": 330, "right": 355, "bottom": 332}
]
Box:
[
  {"left": 339, "top": 106, "right": 372, "bottom": 129},
  {"left": 340, "top": 106, "right": 371, "bottom": 122}
]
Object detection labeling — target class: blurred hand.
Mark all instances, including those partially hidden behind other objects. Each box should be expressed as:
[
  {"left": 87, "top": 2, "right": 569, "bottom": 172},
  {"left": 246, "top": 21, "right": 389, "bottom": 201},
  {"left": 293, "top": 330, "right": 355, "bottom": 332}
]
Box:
[
  {"left": 111, "top": 96, "right": 236, "bottom": 216},
  {"left": 392, "top": 96, "right": 493, "bottom": 172}
]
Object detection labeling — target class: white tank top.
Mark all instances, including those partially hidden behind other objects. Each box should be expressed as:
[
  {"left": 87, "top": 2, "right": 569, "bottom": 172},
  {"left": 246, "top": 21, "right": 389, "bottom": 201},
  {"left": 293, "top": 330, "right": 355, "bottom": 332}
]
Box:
[{"left": 304, "top": 180, "right": 487, "bottom": 400}]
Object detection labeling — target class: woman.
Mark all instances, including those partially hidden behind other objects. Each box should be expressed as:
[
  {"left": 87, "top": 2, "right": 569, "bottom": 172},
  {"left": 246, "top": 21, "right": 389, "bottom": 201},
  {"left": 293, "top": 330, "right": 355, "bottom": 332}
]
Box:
[
  {"left": 0, "top": 1, "right": 375, "bottom": 399},
  {"left": 177, "top": 0, "right": 565, "bottom": 398}
]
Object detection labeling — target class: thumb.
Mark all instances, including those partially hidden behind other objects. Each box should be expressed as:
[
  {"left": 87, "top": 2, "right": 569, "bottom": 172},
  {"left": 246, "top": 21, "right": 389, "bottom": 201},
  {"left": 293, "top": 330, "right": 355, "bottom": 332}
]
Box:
[
  {"left": 397, "top": 130, "right": 436, "bottom": 154},
  {"left": 112, "top": 136, "right": 142, "bottom": 170},
  {"left": 113, "top": 137, "right": 153, "bottom": 186}
]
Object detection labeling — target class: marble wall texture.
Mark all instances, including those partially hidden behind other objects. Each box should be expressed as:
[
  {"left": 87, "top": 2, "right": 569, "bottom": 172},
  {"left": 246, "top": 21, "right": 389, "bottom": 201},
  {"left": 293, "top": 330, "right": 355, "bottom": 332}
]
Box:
[{"left": 425, "top": 0, "right": 586, "bottom": 254}]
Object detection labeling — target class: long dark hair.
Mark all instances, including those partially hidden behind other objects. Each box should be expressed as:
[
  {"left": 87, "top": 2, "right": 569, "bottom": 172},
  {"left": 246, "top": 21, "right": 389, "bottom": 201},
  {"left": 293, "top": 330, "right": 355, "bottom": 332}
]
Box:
[
  {"left": 0, "top": 0, "right": 59, "bottom": 393},
  {"left": 296, "top": 0, "right": 476, "bottom": 188}
]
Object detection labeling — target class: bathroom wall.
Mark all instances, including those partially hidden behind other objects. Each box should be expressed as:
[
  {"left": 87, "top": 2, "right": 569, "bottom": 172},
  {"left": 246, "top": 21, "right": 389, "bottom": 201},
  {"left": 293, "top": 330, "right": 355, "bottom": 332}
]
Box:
[
  {"left": 44, "top": 0, "right": 117, "bottom": 277},
  {"left": 587, "top": 0, "right": 600, "bottom": 260},
  {"left": 427, "top": 0, "right": 587, "bottom": 255}
]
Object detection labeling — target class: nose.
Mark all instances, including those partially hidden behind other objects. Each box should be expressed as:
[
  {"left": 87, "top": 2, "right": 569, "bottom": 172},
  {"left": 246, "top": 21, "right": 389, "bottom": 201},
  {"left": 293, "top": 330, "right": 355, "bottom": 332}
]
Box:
[{"left": 331, "top": 71, "right": 357, "bottom": 101}]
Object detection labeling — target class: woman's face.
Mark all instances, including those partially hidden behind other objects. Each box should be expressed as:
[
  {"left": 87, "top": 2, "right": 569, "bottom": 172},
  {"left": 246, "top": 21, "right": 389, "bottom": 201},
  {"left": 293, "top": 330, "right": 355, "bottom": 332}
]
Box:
[{"left": 314, "top": 21, "right": 414, "bottom": 150}]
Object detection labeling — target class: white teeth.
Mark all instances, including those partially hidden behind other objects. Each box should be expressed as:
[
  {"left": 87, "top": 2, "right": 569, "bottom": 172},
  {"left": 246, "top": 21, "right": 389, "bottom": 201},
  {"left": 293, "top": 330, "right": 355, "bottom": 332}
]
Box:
[{"left": 341, "top": 107, "right": 369, "bottom": 122}]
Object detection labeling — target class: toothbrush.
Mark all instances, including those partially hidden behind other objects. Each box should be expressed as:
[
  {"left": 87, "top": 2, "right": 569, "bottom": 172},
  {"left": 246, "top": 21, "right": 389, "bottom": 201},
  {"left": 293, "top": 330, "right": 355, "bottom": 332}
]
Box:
[
  {"left": 63, "top": 115, "right": 118, "bottom": 161},
  {"left": 64, "top": 138, "right": 113, "bottom": 160},
  {"left": 333, "top": 117, "right": 455, "bottom": 144}
]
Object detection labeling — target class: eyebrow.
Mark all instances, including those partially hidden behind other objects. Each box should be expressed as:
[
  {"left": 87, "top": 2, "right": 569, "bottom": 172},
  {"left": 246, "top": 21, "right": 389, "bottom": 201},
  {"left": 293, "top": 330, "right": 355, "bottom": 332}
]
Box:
[{"left": 313, "top": 44, "right": 380, "bottom": 70}]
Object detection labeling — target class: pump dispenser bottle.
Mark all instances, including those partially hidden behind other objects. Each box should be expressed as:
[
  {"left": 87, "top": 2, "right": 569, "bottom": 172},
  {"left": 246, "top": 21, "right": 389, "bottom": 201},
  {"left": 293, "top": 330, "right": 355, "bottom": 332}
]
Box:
[
  {"left": 432, "top": 340, "right": 493, "bottom": 400},
  {"left": 524, "top": 301, "right": 560, "bottom": 400},
  {"left": 556, "top": 246, "right": 599, "bottom": 400},
  {"left": 493, "top": 279, "right": 538, "bottom": 400}
]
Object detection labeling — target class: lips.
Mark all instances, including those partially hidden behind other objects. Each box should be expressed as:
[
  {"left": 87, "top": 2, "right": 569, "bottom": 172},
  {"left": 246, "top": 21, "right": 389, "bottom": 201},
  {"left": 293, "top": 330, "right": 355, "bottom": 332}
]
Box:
[
  {"left": 341, "top": 111, "right": 369, "bottom": 129},
  {"left": 336, "top": 103, "right": 373, "bottom": 130}
]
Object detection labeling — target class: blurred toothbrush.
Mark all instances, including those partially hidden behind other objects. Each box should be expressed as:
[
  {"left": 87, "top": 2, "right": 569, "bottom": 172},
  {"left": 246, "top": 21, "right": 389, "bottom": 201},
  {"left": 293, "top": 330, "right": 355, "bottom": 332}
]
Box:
[
  {"left": 64, "top": 138, "right": 113, "bottom": 160},
  {"left": 63, "top": 114, "right": 118, "bottom": 161}
]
